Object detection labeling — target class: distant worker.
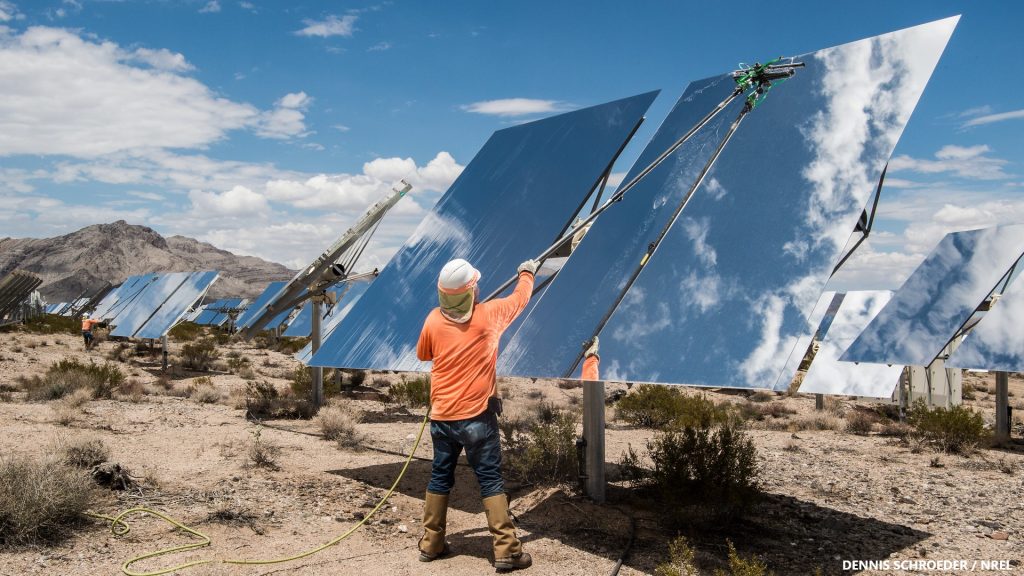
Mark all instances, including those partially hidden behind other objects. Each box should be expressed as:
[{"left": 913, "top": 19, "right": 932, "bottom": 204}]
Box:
[
  {"left": 416, "top": 257, "right": 539, "bottom": 572},
  {"left": 81, "top": 312, "right": 102, "bottom": 350},
  {"left": 582, "top": 336, "right": 600, "bottom": 380}
]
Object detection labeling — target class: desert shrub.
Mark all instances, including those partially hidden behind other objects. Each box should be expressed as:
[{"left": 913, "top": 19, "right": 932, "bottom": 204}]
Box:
[
  {"left": 386, "top": 376, "right": 431, "bottom": 408},
  {"left": 620, "top": 424, "right": 761, "bottom": 524},
  {"left": 961, "top": 381, "right": 977, "bottom": 401},
  {"left": 346, "top": 369, "right": 367, "bottom": 387},
  {"left": 370, "top": 377, "right": 390, "bottom": 389},
  {"left": 655, "top": 535, "right": 699, "bottom": 576},
  {"left": 6, "top": 314, "right": 79, "bottom": 335},
  {"left": 0, "top": 391, "right": 11, "bottom": 403},
  {"left": 822, "top": 396, "right": 845, "bottom": 416},
  {"left": 503, "top": 410, "right": 578, "bottom": 485},
  {"left": 225, "top": 353, "right": 251, "bottom": 374},
  {"left": 715, "top": 541, "right": 772, "bottom": 576},
  {"left": 115, "top": 378, "right": 145, "bottom": 402},
  {"left": 317, "top": 402, "right": 364, "bottom": 449},
  {"left": 768, "top": 414, "right": 842, "bottom": 432},
  {"left": 246, "top": 381, "right": 314, "bottom": 420},
  {"left": 188, "top": 377, "right": 221, "bottom": 404},
  {"left": 248, "top": 427, "right": 280, "bottom": 469},
  {"left": 0, "top": 455, "right": 94, "bottom": 547},
  {"left": 168, "top": 321, "right": 204, "bottom": 342},
  {"left": 747, "top": 391, "right": 774, "bottom": 403},
  {"left": 18, "top": 358, "right": 125, "bottom": 401},
  {"left": 275, "top": 337, "right": 309, "bottom": 355},
  {"left": 180, "top": 338, "right": 219, "bottom": 371},
  {"left": 60, "top": 437, "right": 110, "bottom": 468},
  {"left": 845, "top": 411, "right": 876, "bottom": 435},
  {"left": 907, "top": 400, "right": 988, "bottom": 454},
  {"left": 617, "top": 385, "right": 733, "bottom": 429},
  {"left": 105, "top": 342, "right": 133, "bottom": 364}
]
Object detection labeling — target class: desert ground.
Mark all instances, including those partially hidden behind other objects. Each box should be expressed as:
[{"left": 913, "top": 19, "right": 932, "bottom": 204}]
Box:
[{"left": 1, "top": 324, "right": 1023, "bottom": 576}]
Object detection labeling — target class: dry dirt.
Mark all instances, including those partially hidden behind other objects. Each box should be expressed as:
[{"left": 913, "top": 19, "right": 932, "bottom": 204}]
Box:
[{"left": 1, "top": 328, "right": 1023, "bottom": 575}]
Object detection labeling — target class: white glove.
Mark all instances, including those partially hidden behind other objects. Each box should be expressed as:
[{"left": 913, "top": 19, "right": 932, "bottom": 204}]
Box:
[
  {"left": 517, "top": 259, "right": 540, "bottom": 275},
  {"left": 584, "top": 336, "right": 599, "bottom": 358}
]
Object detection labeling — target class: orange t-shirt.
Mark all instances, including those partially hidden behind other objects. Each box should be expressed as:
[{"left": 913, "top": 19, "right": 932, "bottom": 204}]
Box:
[
  {"left": 81, "top": 318, "right": 101, "bottom": 331},
  {"left": 417, "top": 271, "right": 534, "bottom": 421}
]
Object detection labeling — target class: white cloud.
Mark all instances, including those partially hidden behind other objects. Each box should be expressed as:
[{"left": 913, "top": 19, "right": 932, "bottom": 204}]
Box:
[
  {"left": 199, "top": 0, "right": 220, "bottom": 13},
  {"left": 188, "top": 185, "right": 269, "bottom": 216},
  {"left": 266, "top": 151, "right": 463, "bottom": 210},
  {"left": 962, "top": 109, "right": 1024, "bottom": 128},
  {"left": 0, "top": 1, "right": 23, "bottom": 22},
  {"left": 255, "top": 91, "right": 312, "bottom": 139},
  {"left": 296, "top": 14, "right": 357, "bottom": 38},
  {"left": 0, "top": 26, "right": 262, "bottom": 157},
  {"left": 367, "top": 41, "right": 391, "bottom": 52},
  {"left": 126, "top": 190, "right": 164, "bottom": 201},
  {"left": 461, "top": 98, "right": 571, "bottom": 117},
  {"left": 888, "top": 144, "right": 1010, "bottom": 180},
  {"left": 239, "top": 1, "right": 254, "bottom": 10},
  {"left": 130, "top": 47, "right": 195, "bottom": 71},
  {"left": 333, "top": 124, "right": 350, "bottom": 133}
]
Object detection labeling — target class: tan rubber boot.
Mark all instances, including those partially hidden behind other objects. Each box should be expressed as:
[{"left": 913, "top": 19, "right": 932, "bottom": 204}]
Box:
[
  {"left": 482, "top": 494, "right": 532, "bottom": 572},
  {"left": 418, "top": 491, "right": 450, "bottom": 561}
]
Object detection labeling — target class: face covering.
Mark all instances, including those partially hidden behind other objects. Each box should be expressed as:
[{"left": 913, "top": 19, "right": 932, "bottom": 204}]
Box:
[{"left": 439, "top": 287, "right": 475, "bottom": 323}]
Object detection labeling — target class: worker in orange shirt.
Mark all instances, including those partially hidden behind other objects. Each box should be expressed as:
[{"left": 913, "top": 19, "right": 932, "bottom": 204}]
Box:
[
  {"left": 81, "top": 312, "right": 103, "bottom": 350},
  {"left": 416, "top": 257, "right": 539, "bottom": 572}
]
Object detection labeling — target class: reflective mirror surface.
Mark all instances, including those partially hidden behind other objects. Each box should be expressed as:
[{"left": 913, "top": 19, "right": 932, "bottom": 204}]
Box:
[
  {"left": 132, "top": 271, "right": 219, "bottom": 339},
  {"left": 236, "top": 281, "right": 287, "bottom": 330},
  {"left": 800, "top": 291, "right": 903, "bottom": 397},
  {"left": 109, "top": 273, "right": 192, "bottom": 338},
  {"left": 503, "top": 17, "right": 957, "bottom": 388},
  {"left": 770, "top": 290, "right": 844, "bottom": 391},
  {"left": 310, "top": 91, "right": 659, "bottom": 369},
  {"left": 842, "top": 224, "right": 1024, "bottom": 367},
  {"left": 295, "top": 280, "right": 374, "bottom": 363},
  {"left": 945, "top": 273, "right": 1024, "bottom": 371},
  {"left": 94, "top": 274, "right": 158, "bottom": 322}
]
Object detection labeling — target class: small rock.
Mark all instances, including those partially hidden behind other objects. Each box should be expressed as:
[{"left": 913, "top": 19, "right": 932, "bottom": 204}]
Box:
[
  {"left": 398, "top": 524, "right": 408, "bottom": 533},
  {"left": 990, "top": 531, "right": 1009, "bottom": 541}
]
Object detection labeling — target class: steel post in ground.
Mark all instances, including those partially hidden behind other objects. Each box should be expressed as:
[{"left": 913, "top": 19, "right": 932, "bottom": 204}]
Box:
[
  {"left": 582, "top": 380, "right": 606, "bottom": 503},
  {"left": 995, "top": 371, "right": 1010, "bottom": 443},
  {"left": 311, "top": 298, "right": 323, "bottom": 409},
  {"left": 161, "top": 335, "right": 168, "bottom": 372},
  {"left": 815, "top": 394, "right": 824, "bottom": 411}
]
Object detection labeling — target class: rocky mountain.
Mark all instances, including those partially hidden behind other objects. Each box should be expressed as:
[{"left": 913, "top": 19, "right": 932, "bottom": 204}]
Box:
[{"left": 0, "top": 221, "right": 295, "bottom": 302}]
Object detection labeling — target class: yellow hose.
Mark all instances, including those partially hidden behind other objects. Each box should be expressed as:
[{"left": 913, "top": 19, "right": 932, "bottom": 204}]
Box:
[{"left": 87, "top": 410, "right": 430, "bottom": 576}]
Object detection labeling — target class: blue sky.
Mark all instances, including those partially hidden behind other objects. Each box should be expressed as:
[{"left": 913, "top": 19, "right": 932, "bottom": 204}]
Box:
[{"left": 0, "top": 0, "right": 1021, "bottom": 291}]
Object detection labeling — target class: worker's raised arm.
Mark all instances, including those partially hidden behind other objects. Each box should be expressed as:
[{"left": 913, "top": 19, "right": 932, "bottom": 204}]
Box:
[
  {"left": 489, "top": 260, "right": 538, "bottom": 328},
  {"left": 581, "top": 336, "right": 600, "bottom": 380}
]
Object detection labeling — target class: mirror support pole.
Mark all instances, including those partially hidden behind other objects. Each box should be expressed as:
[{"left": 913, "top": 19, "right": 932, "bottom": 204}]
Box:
[
  {"left": 995, "top": 371, "right": 1010, "bottom": 444},
  {"left": 582, "top": 381, "right": 605, "bottom": 503}
]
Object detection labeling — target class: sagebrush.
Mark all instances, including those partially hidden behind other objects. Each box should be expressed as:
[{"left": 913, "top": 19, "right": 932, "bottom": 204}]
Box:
[
  {"left": 617, "top": 384, "right": 735, "bottom": 429},
  {"left": 17, "top": 357, "right": 125, "bottom": 401},
  {"left": 907, "top": 400, "right": 988, "bottom": 454},
  {"left": 0, "top": 456, "right": 94, "bottom": 547}
]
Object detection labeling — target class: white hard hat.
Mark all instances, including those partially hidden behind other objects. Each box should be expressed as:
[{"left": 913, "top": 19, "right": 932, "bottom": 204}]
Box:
[
  {"left": 438, "top": 259, "right": 480, "bottom": 293},
  {"left": 82, "top": 312, "right": 90, "bottom": 319}
]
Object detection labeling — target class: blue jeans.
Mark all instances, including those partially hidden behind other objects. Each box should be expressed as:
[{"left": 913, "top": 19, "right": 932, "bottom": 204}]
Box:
[{"left": 427, "top": 411, "right": 504, "bottom": 498}]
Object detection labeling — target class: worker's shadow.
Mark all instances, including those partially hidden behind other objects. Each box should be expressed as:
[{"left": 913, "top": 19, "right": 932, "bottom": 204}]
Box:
[{"left": 328, "top": 460, "right": 931, "bottom": 575}]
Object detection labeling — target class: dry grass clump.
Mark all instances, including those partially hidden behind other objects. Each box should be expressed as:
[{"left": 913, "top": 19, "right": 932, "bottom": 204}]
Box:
[
  {"left": 655, "top": 536, "right": 773, "bottom": 576},
  {"left": 59, "top": 436, "right": 110, "bottom": 468},
  {"left": 0, "top": 455, "right": 94, "bottom": 547},
  {"left": 17, "top": 357, "right": 125, "bottom": 401},
  {"left": 188, "top": 376, "right": 222, "bottom": 404},
  {"left": 845, "top": 410, "right": 877, "bottom": 435},
  {"left": 247, "top": 427, "right": 280, "bottom": 469},
  {"left": 317, "top": 401, "right": 364, "bottom": 450},
  {"left": 770, "top": 414, "right": 842, "bottom": 432}
]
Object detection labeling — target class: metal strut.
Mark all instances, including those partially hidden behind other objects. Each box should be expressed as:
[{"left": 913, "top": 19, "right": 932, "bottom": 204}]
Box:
[
  {"left": 831, "top": 163, "right": 887, "bottom": 276},
  {"left": 563, "top": 103, "right": 752, "bottom": 378},
  {"left": 484, "top": 58, "right": 804, "bottom": 304}
]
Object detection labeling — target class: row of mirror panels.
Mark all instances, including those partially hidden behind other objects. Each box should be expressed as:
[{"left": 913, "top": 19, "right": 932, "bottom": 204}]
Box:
[
  {"left": 841, "top": 224, "right": 1024, "bottom": 367},
  {"left": 501, "top": 17, "right": 957, "bottom": 388},
  {"left": 107, "top": 271, "right": 219, "bottom": 339},
  {"left": 799, "top": 291, "right": 903, "bottom": 398},
  {"left": 309, "top": 91, "right": 660, "bottom": 370},
  {"left": 235, "top": 281, "right": 288, "bottom": 330}
]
